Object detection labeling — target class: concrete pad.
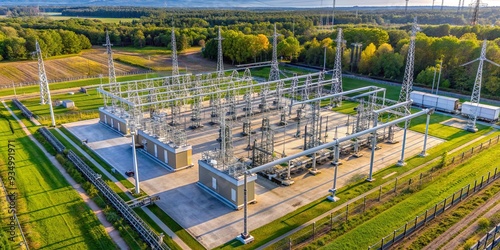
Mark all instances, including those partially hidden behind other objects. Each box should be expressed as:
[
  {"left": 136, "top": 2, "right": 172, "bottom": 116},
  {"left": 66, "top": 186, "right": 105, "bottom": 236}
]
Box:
[
  {"left": 64, "top": 107, "right": 445, "bottom": 249},
  {"left": 440, "top": 117, "right": 470, "bottom": 130}
]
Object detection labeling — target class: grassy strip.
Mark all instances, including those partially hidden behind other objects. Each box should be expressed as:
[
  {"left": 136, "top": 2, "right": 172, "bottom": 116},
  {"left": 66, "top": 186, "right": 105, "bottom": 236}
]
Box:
[
  {"left": 115, "top": 56, "right": 153, "bottom": 70},
  {"left": 0, "top": 106, "right": 116, "bottom": 249},
  {"left": 58, "top": 126, "right": 135, "bottom": 189},
  {"left": 148, "top": 204, "right": 207, "bottom": 250},
  {"left": 53, "top": 153, "right": 146, "bottom": 249},
  {"left": 318, "top": 142, "right": 500, "bottom": 249},
  {"left": 403, "top": 181, "right": 500, "bottom": 250},
  {"left": 133, "top": 208, "right": 183, "bottom": 250},
  {"left": 215, "top": 127, "right": 493, "bottom": 249},
  {"left": 461, "top": 211, "right": 500, "bottom": 249},
  {"left": 49, "top": 128, "right": 132, "bottom": 201}
]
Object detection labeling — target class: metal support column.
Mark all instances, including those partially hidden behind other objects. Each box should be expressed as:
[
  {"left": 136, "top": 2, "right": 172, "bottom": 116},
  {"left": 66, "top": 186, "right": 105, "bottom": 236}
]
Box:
[
  {"left": 420, "top": 113, "right": 431, "bottom": 157},
  {"left": 367, "top": 131, "right": 376, "bottom": 182},
  {"left": 131, "top": 131, "right": 140, "bottom": 194},
  {"left": 397, "top": 123, "right": 408, "bottom": 166}
]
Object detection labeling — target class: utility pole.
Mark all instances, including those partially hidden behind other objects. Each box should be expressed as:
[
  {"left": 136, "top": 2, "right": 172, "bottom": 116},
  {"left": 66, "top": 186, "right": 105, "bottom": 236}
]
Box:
[
  {"left": 435, "top": 58, "right": 443, "bottom": 95},
  {"left": 35, "top": 40, "right": 56, "bottom": 127},
  {"left": 268, "top": 23, "right": 281, "bottom": 81},
  {"left": 171, "top": 26, "right": 179, "bottom": 77},
  {"left": 332, "top": 0, "right": 336, "bottom": 28},
  {"left": 216, "top": 26, "right": 225, "bottom": 79},
  {"left": 460, "top": 40, "right": 500, "bottom": 132},
  {"left": 104, "top": 30, "right": 118, "bottom": 110}
]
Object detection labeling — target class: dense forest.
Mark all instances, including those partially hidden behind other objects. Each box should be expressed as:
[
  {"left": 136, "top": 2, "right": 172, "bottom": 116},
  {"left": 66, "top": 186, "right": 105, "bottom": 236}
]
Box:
[{"left": 0, "top": 6, "right": 499, "bottom": 98}]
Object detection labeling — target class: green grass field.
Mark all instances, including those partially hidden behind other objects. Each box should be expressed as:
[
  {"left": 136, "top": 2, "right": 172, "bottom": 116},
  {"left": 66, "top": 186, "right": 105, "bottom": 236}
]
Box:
[
  {"left": 0, "top": 106, "right": 116, "bottom": 249},
  {"left": 320, "top": 141, "right": 500, "bottom": 249},
  {"left": 114, "top": 46, "right": 201, "bottom": 55}
]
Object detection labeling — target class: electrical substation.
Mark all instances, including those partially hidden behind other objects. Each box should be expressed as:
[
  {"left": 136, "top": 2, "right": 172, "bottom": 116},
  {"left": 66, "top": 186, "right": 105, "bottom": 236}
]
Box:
[{"left": 59, "top": 21, "right": 450, "bottom": 248}]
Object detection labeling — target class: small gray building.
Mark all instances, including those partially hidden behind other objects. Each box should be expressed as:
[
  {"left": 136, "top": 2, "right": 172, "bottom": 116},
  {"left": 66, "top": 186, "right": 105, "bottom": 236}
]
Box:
[
  {"left": 137, "top": 129, "right": 193, "bottom": 171},
  {"left": 62, "top": 100, "right": 75, "bottom": 108},
  {"left": 99, "top": 107, "right": 130, "bottom": 135},
  {"left": 198, "top": 159, "right": 257, "bottom": 210}
]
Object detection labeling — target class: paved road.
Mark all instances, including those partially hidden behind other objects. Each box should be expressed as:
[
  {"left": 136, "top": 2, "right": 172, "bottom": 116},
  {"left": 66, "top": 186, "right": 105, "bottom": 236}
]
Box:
[
  {"left": 424, "top": 186, "right": 500, "bottom": 250},
  {"left": 54, "top": 128, "right": 192, "bottom": 250},
  {"left": 1, "top": 101, "right": 129, "bottom": 249},
  {"left": 257, "top": 129, "right": 498, "bottom": 249}
]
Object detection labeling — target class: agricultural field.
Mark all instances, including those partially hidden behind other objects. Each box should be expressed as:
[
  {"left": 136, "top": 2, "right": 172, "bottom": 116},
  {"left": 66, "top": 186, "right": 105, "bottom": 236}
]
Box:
[
  {"left": 0, "top": 48, "right": 140, "bottom": 86},
  {"left": 0, "top": 46, "right": 208, "bottom": 87},
  {"left": 0, "top": 106, "right": 116, "bottom": 249},
  {"left": 41, "top": 12, "right": 138, "bottom": 23}
]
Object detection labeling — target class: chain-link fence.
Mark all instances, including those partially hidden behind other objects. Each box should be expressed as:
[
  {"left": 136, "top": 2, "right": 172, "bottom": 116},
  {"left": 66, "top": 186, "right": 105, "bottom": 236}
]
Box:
[
  {"left": 270, "top": 135, "right": 500, "bottom": 250},
  {"left": 369, "top": 167, "right": 499, "bottom": 250}
]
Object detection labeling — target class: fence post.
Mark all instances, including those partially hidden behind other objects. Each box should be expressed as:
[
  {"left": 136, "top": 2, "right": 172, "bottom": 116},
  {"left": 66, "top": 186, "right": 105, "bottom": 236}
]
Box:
[
  {"left": 451, "top": 156, "right": 455, "bottom": 164},
  {"left": 424, "top": 209, "right": 429, "bottom": 225},
  {"left": 443, "top": 198, "right": 447, "bottom": 211},
  {"left": 471, "top": 147, "right": 474, "bottom": 154},
  {"left": 466, "top": 184, "right": 471, "bottom": 196},
  {"left": 346, "top": 204, "right": 349, "bottom": 222},
  {"left": 461, "top": 152, "right": 465, "bottom": 160},
  {"left": 433, "top": 204, "right": 438, "bottom": 217},
  {"left": 378, "top": 186, "right": 382, "bottom": 201},
  {"left": 392, "top": 230, "right": 396, "bottom": 244},
  {"left": 408, "top": 178, "right": 412, "bottom": 186},
  {"left": 495, "top": 167, "right": 498, "bottom": 179},
  {"left": 381, "top": 237, "right": 385, "bottom": 250},
  {"left": 487, "top": 172, "right": 491, "bottom": 183},
  {"left": 419, "top": 173, "right": 423, "bottom": 186},
  {"left": 289, "top": 238, "right": 292, "bottom": 250},
  {"left": 459, "top": 187, "right": 464, "bottom": 201},
  {"left": 473, "top": 179, "right": 477, "bottom": 192},
  {"left": 313, "top": 222, "right": 316, "bottom": 241},
  {"left": 451, "top": 193, "right": 456, "bottom": 205},
  {"left": 480, "top": 143, "right": 483, "bottom": 150},
  {"left": 414, "top": 216, "right": 418, "bottom": 228},
  {"left": 480, "top": 176, "right": 484, "bottom": 189},
  {"left": 394, "top": 178, "right": 398, "bottom": 194},
  {"left": 330, "top": 213, "right": 333, "bottom": 229},
  {"left": 403, "top": 222, "right": 408, "bottom": 238}
]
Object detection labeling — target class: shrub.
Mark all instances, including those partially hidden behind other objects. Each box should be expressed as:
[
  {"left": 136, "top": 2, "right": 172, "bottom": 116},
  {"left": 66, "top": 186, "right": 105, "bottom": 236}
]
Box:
[{"left": 478, "top": 217, "right": 491, "bottom": 230}]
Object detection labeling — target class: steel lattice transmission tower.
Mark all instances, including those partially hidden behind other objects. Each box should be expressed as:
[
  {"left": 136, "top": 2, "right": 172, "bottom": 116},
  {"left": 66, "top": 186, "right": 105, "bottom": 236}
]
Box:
[
  {"left": 268, "top": 23, "right": 281, "bottom": 81},
  {"left": 104, "top": 30, "right": 118, "bottom": 109},
  {"left": 35, "top": 40, "right": 56, "bottom": 127},
  {"left": 216, "top": 26, "right": 225, "bottom": 78},
  {"left": 331, "top": 28, "right": 344, "bottom": 107},
  {"left": 171, "top": 27, "right": 179, "bottom": 77},
  {"left": 461, "top": 40, "right": 500, "bottom": 132},
  {"left": 470, "top": 0, "right": 485, "bottom": 25},
  {"left": 398, "top": 18, "right": 419, "bottom": 106}
]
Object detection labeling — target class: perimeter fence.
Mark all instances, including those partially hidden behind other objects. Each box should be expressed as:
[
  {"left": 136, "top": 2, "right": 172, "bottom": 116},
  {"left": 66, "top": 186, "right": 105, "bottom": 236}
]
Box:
[{"left": 271, "top": 135, "right": 500, "bottom": 250}]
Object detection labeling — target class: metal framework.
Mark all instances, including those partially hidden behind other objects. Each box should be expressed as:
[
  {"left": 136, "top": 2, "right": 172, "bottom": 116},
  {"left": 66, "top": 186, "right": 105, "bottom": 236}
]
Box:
[
  {"left": 331, "top": 28, "right": 344, "bottom": 107},
  {"left": 216, "top": 26, "right": 225, "bottom": 78},
  {"left": 171, "top": 27, "right": 180, "bottom": 77},
  {"left": 460, "top": 40, "right": 500, "bottom": 132},
  {"left": 35, "top": 40, "right": 56, "bottom": 127},
  {"left": 268, "top": 23, "right": 281, "bottom": 82}
]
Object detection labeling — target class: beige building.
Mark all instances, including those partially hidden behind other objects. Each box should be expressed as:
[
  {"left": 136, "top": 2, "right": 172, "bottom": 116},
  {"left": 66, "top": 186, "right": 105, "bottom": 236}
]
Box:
[
  {"left": 198, "top": 160, "right": 257, "bottom": 210},
  {"left": 99, "top": 107, "right": 129, "bottom": 135},
  {"left": 137, "top": 130, "right": 193, "bottom": 171}
]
